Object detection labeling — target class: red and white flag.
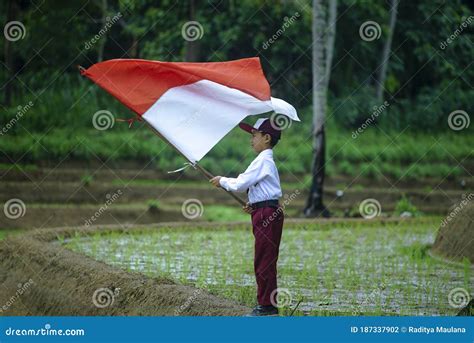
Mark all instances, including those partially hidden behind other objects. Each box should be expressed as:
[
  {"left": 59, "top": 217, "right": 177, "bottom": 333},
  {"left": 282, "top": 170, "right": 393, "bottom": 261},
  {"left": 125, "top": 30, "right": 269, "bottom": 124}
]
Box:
[{"left": 81, "top": 57, "right": 299, "bottom": 162}]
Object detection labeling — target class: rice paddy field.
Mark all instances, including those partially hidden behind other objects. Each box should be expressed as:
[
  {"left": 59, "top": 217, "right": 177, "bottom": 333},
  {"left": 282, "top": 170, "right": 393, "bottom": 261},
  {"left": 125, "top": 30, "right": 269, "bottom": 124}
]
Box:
[{"left": 63, "top": 216, "right": 473, "bottom": 316}]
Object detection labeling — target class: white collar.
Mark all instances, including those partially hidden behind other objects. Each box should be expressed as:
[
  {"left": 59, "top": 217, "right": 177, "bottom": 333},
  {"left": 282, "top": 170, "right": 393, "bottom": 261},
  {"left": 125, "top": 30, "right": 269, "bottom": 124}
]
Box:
[{"left": 258, "top": 148, "right": 273, "bottom": 158}]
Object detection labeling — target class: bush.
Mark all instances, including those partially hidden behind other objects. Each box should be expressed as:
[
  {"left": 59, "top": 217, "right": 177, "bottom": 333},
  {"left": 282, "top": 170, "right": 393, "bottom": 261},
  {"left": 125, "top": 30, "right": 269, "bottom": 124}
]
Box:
[
  {"left": 147, "top": 199, "right": 160, "bottom": 212},
  {"left": 394, "top": 196, "right": 420, "bottom": 216}
]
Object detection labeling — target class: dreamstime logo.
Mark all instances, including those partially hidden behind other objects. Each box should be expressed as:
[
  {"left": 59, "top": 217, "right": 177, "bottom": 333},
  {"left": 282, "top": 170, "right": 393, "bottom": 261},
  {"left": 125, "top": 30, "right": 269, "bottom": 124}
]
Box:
[
  {"left": 4, "top": 21, "right": 26, "bottom": 41},
  {"left": 4, "top": 323, "right": 85, "bottom": 336},
  {"left": 84, "top": 189, "right": 122, "bottom": 227},
  {"left": 3, "top": 198, "right": 26, "bottom": 219},
  {"left": 270, "top": 288, "right": 292, "bottom": 308},
  {"left": 262, "top": 12, "right": 300, "bottom": 50},
  {"left": 181, "top": 105, "right": 206, "bottom": 130},
  {"left": 447, "top": 110, "right": 470, "bottom": 131},
  {"left": 92, "top": 287, "right": 120, "bottom": 308},
  {"left": 181, "top": 199, "right": 204, "bottom": 219},
  {"left": 352, "top": 101, "right": 390, "bottom": 139},
  {"left": 359, "top": 198, "right": 381, "bottom": 219},
  {"left": 441, "top": 193, "right": 473, "bottom": 227},
  {"left": 359, "top": 21, "right": 381, "bottom": 41},
  {"left": 181, "top": 21, "right": 204, "bottom": 41},
  {"left": 0, "top": 279, "right": 34, "bottom": 313},
  {"left": 448, "top": 287, "right": 470, "bottom": 309},
  {"left": 262, "top": 190, "right": 300, "bottom": 228},
  {"left": 0, "top": 101, "right": 34, "bottom": 136},
  {"left": 440, "top": 15, "right": 473, "bottom": 50},
  {"left": 175, "top": 289, "right": 202, "bottom": 315},
  {"left": 92, "top": 110, "right": 115, "bottom": 130},
  {"left": 84, "top": 12, "right": 122, "bottom": 50},
  {"left": 270, "top": 112, "right": 292, "bottom": 130}
]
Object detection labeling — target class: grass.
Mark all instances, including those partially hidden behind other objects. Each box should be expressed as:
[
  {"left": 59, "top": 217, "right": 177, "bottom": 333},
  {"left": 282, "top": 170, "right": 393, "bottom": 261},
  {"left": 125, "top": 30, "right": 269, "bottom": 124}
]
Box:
[
  {"left": 63, "top": 217, "right": 472, "bottom": 316},
  {"left": 201, "top": 205, "right": 249, "bottom": 222},
  {"left": 0, "top": 163, "right": 38, "bottom": 172},
  {"left": 1, "top": 91, "right": 472, "bottom": 181},
  {"left": 394, "top": 196, "right": 421, "bottom": 217},
  {"left": 0, "top": 229, "right": 23, "bottom": 240},
  {"left": 2, "top": 127, "right": 470, "bottom": 181}
]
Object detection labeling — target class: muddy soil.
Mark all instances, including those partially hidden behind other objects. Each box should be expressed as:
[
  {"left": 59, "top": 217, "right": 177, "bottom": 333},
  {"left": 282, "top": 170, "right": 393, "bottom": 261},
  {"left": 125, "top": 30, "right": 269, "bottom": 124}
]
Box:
[
  {"left": 1, "top": 164, "right": 472, "bottom": 190},
  {"left": 0, "top": 206, "right": 184, "bottom": 229}
]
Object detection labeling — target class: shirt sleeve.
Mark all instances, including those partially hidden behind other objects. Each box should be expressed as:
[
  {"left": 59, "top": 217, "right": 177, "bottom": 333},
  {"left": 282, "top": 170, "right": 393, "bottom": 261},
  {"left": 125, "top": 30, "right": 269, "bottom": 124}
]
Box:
[{"left": 219, "top": 158, "right": 270, "bottom": 193}]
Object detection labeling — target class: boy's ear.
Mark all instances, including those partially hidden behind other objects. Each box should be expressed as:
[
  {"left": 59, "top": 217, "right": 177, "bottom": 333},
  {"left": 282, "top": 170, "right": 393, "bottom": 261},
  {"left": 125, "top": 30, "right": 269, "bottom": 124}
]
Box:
[{"left": 264, "top": 133, "right": 272, "bottom": 145}]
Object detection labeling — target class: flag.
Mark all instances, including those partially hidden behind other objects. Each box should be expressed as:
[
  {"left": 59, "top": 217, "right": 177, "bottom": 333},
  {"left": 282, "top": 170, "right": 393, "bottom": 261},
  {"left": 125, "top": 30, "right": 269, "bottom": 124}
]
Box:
[{"left": 80, "top": 57, "right": 299, "bottom": 162}]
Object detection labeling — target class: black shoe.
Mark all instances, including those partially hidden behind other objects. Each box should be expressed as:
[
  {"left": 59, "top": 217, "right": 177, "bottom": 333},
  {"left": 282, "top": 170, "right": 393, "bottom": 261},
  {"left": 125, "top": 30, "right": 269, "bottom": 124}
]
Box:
[{"left": 244, "top": 305, "right": 279, "bottom": 317}]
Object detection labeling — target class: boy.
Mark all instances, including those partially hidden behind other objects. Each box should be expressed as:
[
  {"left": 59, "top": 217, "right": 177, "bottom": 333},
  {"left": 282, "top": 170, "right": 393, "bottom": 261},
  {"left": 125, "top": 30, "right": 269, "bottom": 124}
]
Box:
[{"left": 209, "top": 117, "right": 284, "bottom": 316}]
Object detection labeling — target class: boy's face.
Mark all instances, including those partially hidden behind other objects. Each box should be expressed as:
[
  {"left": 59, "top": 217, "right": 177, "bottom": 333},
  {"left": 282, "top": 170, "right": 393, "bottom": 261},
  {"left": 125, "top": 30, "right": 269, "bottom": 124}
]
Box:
[{"left": 251, "top": 130, "right": 271, "bottom": 153}]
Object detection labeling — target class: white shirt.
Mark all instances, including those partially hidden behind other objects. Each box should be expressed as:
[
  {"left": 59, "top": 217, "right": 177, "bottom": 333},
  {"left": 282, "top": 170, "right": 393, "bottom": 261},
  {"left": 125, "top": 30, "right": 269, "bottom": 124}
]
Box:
[{"left": 219, "top": 148, "right": 282, "bottom": 204}]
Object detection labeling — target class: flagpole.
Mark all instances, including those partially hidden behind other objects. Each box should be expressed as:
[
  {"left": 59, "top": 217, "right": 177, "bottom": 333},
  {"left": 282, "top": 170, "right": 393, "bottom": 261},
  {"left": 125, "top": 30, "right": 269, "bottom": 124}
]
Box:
[{"left": 141, "top": 119, "right": 247, "bottom": 207}]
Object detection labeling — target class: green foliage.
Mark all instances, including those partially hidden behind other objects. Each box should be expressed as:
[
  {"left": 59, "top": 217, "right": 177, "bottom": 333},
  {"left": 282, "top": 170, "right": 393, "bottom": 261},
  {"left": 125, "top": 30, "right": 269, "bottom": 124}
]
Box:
[
  {"left": 1, "top": 0, "right": 472, "bottom": 130},
  {"left": 80, "top": 173, "right": 94, "bottom": 186},
  {"left": 0, "top": 0, "right": 472, "bottom": 181},
  {"left": 0, "top": 230, "right": 23, "bottom": 240},
  {"left": 399, "top": 243, "right": 430, "bottom": 260},
  {"left": 332, "top": 86, "right": 379, "bottom": 129},
  {"left": 147, "top": 199, "right": 160, "bottom": 212},
  {"left": 394, "top": 195, "right": 420, "bottom": 216},
  {"left": 202, "top": 205, "right": 249, "bottom": 222},
  {"left": 0, "top": 113, "right": 471, "bottom": 180}
]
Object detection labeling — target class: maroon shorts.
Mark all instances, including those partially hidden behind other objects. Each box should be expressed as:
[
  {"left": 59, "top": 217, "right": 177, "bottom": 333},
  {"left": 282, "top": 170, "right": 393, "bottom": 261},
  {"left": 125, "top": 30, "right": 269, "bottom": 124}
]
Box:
[{"left": 251, "top": 205, "right": 284, "bottom": 306}]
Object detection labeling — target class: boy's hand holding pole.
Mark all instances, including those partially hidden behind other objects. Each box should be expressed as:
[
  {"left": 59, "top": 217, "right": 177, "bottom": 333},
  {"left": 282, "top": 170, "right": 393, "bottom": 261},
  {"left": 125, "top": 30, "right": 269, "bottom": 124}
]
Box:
[
  {"left": 209, "top": 176, "right": 222, "bottom": 188},
  {"left": 242, "top": 202, "right": 254, "bottom": 214},
  {"left": 209, "top": 176, "right": 253, "bottom": 214}
]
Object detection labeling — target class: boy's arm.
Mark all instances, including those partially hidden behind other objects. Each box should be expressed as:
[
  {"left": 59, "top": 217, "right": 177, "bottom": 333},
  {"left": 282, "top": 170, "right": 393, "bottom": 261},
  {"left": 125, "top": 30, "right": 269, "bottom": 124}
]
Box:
[{"left": 217, "top": 159, "right": 270, "bottom": 193}]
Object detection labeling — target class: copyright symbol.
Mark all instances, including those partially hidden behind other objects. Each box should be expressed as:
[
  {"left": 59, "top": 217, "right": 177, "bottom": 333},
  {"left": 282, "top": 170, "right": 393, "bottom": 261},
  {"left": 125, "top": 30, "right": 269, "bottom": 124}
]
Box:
[{"left": 401, "top": 326, "right": 407, "bottom": 333}]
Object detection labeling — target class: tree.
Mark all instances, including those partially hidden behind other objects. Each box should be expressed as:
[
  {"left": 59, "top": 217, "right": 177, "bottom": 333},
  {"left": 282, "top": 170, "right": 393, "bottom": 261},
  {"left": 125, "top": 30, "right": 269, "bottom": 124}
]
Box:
[
  {"left": 184, "top": 0, "right": 201, "bottom": 62},
  {"left": 304, "top": 0, "right": 337, "bottom": 218},
  {"left": 97, "top": 0, "right": 108, "bottom": 62},
  {"left": 3, "top": 0, "right": 19, "bottom": 106},
  {"left": 375, "top": 0, "right": 399, "bottom": 102}
]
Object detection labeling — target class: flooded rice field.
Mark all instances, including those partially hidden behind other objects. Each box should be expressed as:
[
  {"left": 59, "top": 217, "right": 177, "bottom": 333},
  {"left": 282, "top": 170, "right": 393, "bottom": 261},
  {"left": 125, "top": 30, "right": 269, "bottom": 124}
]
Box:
[{"left": 63, "top": 217, "right": 473, "bottom": 316}]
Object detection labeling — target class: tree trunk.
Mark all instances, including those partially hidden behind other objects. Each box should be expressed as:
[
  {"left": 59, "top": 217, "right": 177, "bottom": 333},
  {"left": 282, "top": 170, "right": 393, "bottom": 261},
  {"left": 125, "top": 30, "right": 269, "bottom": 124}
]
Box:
[
  {"left": 184, "top": 0, "right": 201, "bottom": 62},
  {"left": 304, "top": 0, "right": 337, "bottom": 218},
  {"left": 304, "top": 126, "right": 329, "bottom": 217},
  {"left": 311, "top": 0, "right": 326, "bottom": 134},
  {"left": 324, "top": 0, "right": 337, "bottom": 90},
  {"left": 97, "top": 0, "right": 108, "bottom": 62},
  {"left": 375, "top": 0, "right": 398, "bottom": 102},
  {"left": 117, "top": 18, "right": 139, "bottom": 58},
  {"left": 129, "top": 36, "right": 139, "bottom": 58}
]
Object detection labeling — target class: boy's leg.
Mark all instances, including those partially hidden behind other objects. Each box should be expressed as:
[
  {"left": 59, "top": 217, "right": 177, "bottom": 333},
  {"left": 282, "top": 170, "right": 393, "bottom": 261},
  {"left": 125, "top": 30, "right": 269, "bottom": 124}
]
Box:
[{"left": 252, "top": 205, "right": 284, "bottom": 306}]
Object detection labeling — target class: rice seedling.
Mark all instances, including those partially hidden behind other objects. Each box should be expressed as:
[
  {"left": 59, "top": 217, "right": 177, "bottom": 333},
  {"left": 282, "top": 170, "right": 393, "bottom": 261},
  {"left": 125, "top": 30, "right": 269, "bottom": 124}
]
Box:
[{"left": 64, "top": 217, "right": 472, "bottom": 316}]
